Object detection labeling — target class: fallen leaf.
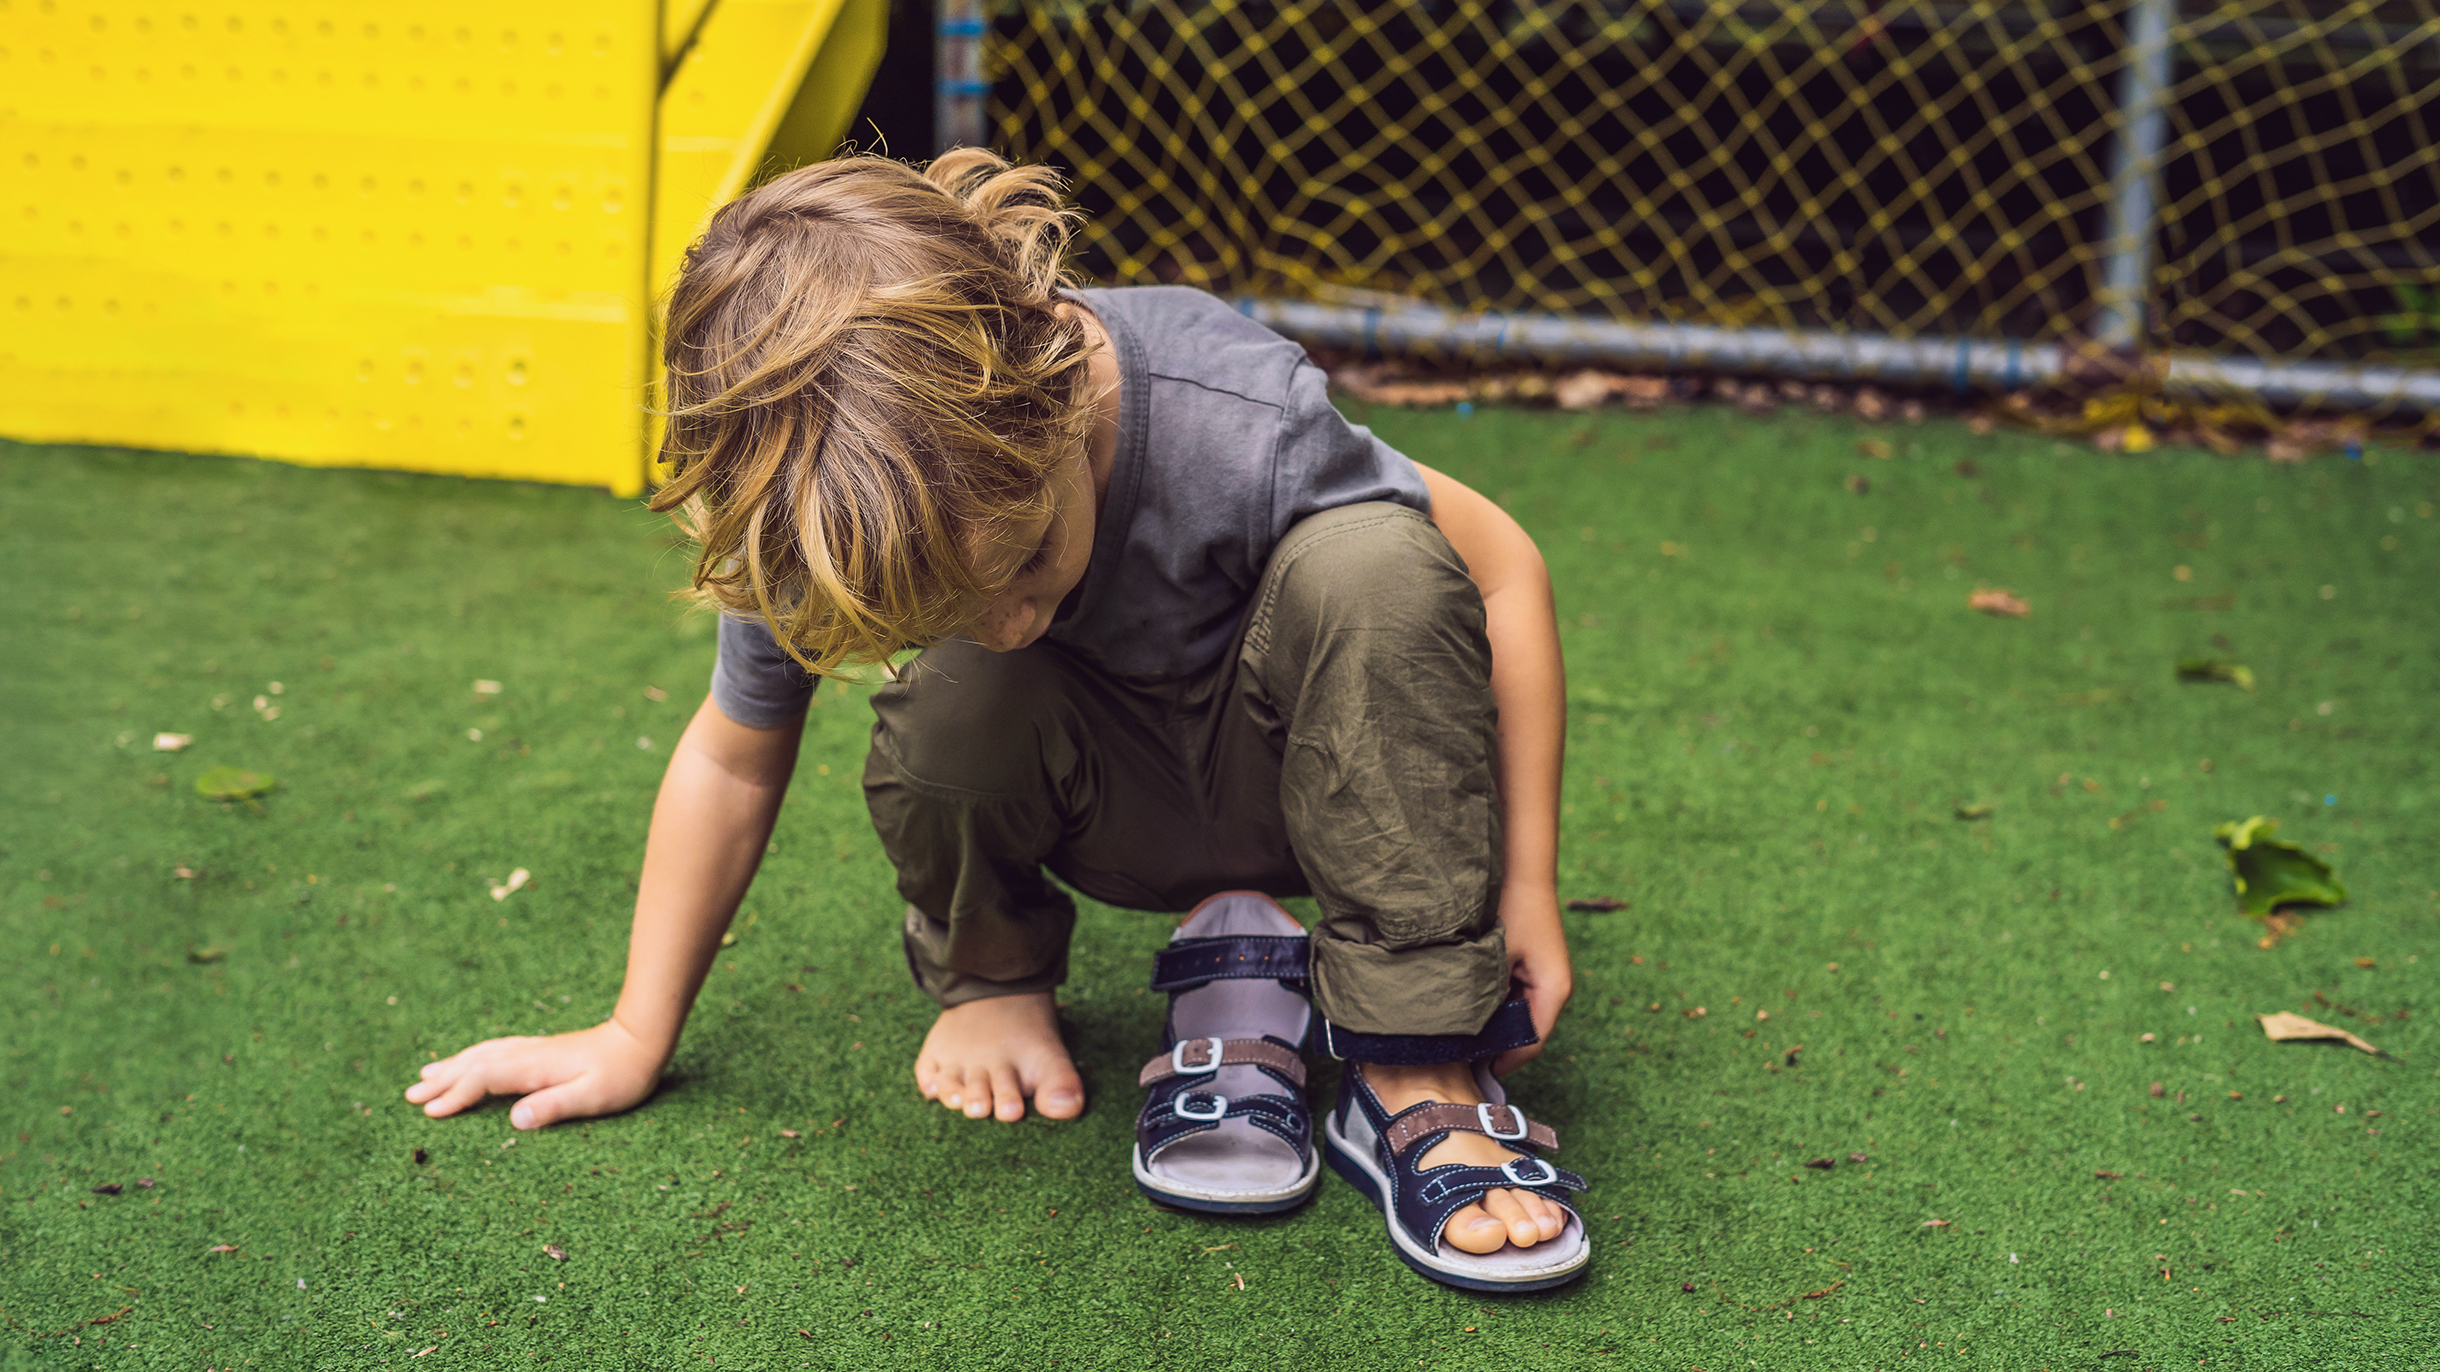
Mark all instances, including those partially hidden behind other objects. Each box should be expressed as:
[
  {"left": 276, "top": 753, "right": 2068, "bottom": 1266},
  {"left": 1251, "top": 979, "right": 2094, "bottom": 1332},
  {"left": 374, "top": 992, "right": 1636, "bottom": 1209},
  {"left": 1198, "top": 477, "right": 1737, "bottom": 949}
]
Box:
[
  {"left": 136, "top": 1177, "right": 157, "bottom": 1188},
  {"left": 2149, "top": 1082, "right": 2165, "bottom": 1097},
  {"left": 207, "top": 1244, "right": 238, "bottom": 1254},
  {"left": 1565, "top": 896, "right": 1629, "bottom": 912},
  {"left": 1856, "top": 439, "right": 1893, "bottom": 460},
  {"left": 474, "top": 680, "right": 503, "bottom": 696},
  {"left": 187, "top": 947, "right": 227, "bottom": 964},
  {"left": 1619, "top": 375, "right": 1671, "bottom": 409},
  {"left": 1968, "top": 589, "right": 2031, "bottom": 617},
  {"left": 153, "top": 732, "right": 193, "bottom": 752},
  {"left": 2176, "top": 657, "right": 2256, "bottom": 692},
  {"left": 195, "top": 766, "right": 275, "bottom": 801},
  {"left": 1848, "top": 1152, "right": 1869, "bottom": 1164},
  {"left": 1844, "top": 474, "right": 1871, "bottom": 495},
  {"left": 489, "top": 868, "right": 532, "bottom": 902},
  {"left": 1804, "top": 1158, "right": 1835, "bottom": 1170},
  {"left": 779, "top": 1128, "right": 801, "bottom": 1139},
  {"left": 1954, "top": 802, "right": 1995, "bottom": 820},
  {"left": 543, "top": 1244, "right": 568, "bottom": 1261},
  {"left": 174, "top": 865, "right": 199, "bottom": 879},
  {"left": 1921, "top": 1218, "right": 1952, "bottom": 1228},
  {"left": 2354, "top": 957, "right": 2375, "bottom": 970},
  {"left": 1555, "top": 370, "right": 1628, "bottom": 411},
  {"left": 2095, "top": 1170, "right": 2123, "bottom": 1180},
  {"left": 91, "top": 1183, "right": 123, "bottom": 1195},
  {"left": 2257, "top": 1011, "right": 2384, "bottom": 1057},
  {"left": 2214, "top": 817, "right": 2346, "bottom": 917}
]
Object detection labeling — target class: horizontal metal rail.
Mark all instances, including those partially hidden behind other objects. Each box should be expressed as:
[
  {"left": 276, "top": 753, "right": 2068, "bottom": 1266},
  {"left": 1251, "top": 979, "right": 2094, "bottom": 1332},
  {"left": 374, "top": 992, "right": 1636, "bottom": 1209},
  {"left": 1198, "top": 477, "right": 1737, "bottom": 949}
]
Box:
[{"left": 1236, "top": 296, "right": 2440, "bottom": 411}]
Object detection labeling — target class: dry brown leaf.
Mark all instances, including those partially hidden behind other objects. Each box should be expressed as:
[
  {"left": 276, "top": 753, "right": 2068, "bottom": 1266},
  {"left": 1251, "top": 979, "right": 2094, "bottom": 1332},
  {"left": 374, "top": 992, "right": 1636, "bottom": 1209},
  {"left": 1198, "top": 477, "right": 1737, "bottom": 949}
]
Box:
[
  {"left": 1968, "top": 589, "right": 2031, "bottom": 617},
  {"left": 2257, "top": 1011, "right": 2384, "bottom": 1056},
  {"left": 1619, "top": 374, "right": 1671, "bottom": 409},
  {"left": 543, "top": 1243, "right": 569, "bottom": 1261},
  {"left": 1555, "top": 370, "right": 1627, "bottom": 411},
  {"left": 1920, "top": 1218, "right": 1952, "bottom": 1228},
  {"left": 1857, "top": 439, "right": 1893, "bottom": 460}
]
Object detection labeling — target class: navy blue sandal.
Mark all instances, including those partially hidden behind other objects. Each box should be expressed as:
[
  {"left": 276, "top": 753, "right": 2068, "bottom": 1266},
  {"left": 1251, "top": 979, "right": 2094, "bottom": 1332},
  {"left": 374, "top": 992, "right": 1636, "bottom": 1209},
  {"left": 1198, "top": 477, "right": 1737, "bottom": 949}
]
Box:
[
  {"left": 1323, "top": 1059, "right": 1590, "bottom": 1291},
  {"left": 1130, "top": 892, "right": 1320, "bottom": 1214}
]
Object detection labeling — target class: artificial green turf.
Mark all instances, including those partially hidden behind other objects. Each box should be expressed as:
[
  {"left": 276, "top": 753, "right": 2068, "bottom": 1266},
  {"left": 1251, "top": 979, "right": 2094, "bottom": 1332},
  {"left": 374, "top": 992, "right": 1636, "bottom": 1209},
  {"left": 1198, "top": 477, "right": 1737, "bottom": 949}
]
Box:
[{"left": 2, "top": 412, "right": 2435, "bottom": 1371}]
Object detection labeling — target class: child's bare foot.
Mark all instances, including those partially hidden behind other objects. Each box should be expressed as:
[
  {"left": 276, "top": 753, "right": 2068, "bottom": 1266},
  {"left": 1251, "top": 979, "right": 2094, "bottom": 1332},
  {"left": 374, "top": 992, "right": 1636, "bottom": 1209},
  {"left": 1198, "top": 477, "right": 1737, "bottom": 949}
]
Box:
[
  {"left": 913, "top": 992, "right": 1084, "bottom": 1122},
  {"left": 1360, "top": 1061, "right": 1569, "bottom": 1254}
]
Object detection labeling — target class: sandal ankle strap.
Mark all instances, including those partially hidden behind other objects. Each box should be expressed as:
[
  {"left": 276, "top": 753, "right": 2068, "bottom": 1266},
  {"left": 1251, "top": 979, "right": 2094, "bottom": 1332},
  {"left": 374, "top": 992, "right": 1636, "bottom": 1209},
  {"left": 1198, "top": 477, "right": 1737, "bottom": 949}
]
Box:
[
  {"left": 1149, "top": 935, "right": 1309, "bottom": 992},
  {"left": 1382, "top": 1100, "right": 1560, "bottom": 1156},
  {"left": 1138, "top": 1036, "right": 1308, "bottom": 1089}
]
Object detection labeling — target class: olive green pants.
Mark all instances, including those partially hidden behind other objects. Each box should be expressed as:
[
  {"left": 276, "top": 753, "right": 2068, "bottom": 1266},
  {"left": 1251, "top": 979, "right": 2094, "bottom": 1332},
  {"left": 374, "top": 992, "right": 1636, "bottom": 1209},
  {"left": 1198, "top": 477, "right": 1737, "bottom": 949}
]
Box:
[{"left": 862, "top": 502, "right": 1508, "bottom": 1038}]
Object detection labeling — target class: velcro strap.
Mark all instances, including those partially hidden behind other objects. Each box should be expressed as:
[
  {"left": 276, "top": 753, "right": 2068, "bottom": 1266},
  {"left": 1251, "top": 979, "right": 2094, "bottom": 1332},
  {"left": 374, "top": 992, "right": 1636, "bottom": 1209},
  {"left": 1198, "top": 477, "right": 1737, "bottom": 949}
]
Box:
[
  {"left": 1138, "top": 1038, "right": 1308, "bottom": 1089},
  {"left": 1382, "top": 1101, "right": 1559, "bottom": 1157},
  {"left": 1149, "top": 935, "right": 1309, "bottom": 992}
]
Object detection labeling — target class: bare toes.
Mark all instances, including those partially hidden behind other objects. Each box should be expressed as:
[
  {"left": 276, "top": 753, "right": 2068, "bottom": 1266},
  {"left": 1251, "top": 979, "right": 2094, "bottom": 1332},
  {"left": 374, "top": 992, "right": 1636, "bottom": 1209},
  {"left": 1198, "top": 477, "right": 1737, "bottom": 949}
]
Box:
[
  {"left": 1442, "top": 1203, "right": 1509, "bottom": 1255},
  {"left": 988, "top": 1067, "right": 1025, "bottom": 1122}
]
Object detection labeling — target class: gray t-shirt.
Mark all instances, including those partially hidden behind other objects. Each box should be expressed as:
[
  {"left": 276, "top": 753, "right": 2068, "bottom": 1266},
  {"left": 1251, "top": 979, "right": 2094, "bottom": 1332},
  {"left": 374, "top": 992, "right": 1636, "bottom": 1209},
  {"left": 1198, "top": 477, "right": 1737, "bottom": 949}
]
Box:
[{"left": 710, "top": 285, "right": 1431, "bottom": 725}]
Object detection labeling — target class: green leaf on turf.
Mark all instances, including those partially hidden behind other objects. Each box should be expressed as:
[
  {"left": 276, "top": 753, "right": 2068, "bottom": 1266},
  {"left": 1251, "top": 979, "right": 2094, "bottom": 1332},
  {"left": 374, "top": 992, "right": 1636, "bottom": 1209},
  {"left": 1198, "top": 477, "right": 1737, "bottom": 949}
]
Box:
[
  {"left": 2176, "top": 657, "right": 2256, "bottom": 692},
  {"left": 2212, "top": 816, "right": 2346, "bottom": 917},
  {"left": 187, "top": 947, "right": 227, "bottom": 964},
  {"left": 1955, "top": 801, "right": 1996, "bottom": 820},
  {"left": 195, "top": 766, "right": 275, "bottom": 801}
]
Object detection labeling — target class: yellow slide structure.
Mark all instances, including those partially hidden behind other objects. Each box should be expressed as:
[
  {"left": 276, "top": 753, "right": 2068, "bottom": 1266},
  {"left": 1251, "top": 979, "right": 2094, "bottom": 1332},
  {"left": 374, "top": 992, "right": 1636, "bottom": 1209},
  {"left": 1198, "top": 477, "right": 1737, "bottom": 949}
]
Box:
[{"left": 0, "top": 0, "right": 885, "bottom": 495}]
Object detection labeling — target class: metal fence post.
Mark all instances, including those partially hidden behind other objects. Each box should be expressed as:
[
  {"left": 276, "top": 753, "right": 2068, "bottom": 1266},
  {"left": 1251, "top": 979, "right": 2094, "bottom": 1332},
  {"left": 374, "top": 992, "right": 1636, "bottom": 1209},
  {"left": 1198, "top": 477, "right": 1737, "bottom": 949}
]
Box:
[
  {"left": 937, "top": 0, "right": 989, "bottom": 150},
  {"left": 2095, "top": 0, "right": 2178, "bottom": 351}
]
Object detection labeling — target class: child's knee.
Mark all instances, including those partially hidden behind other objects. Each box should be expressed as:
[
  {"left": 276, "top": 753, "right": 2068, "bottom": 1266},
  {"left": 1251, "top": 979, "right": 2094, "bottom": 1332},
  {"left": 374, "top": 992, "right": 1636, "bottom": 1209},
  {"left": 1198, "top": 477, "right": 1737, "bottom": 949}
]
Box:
[
  {"left": 866, "top": 640, "right": 1075, "bottom": 796},
  {"left": 1252, "top": 503, "right": 1485, "bottom": 662}
]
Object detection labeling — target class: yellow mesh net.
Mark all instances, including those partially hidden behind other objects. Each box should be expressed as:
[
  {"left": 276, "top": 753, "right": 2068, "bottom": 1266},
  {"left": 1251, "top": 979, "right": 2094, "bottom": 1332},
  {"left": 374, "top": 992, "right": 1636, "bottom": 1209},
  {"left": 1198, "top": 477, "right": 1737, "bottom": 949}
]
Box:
[{"left": 988, "top": 0, "right": 2440, "bottom": 396}]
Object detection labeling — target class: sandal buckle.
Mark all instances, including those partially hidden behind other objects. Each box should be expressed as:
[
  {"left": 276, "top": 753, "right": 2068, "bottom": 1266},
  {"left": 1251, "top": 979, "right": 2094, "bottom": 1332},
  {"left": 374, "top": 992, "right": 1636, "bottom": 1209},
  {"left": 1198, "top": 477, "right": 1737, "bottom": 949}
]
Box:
[
  {"left": 1477, "top": 1102, "right": 1528, "bottom": 1141},
  {"left": 1171, "top": 1036, "right": 1226, "bottom": 1077},
  {"left": 1173, "top": 1092, "right": 1228, "bottom": 1122},
  {"left": 1500, "top": 1156, "right": 1557, "bottom": 1187}
]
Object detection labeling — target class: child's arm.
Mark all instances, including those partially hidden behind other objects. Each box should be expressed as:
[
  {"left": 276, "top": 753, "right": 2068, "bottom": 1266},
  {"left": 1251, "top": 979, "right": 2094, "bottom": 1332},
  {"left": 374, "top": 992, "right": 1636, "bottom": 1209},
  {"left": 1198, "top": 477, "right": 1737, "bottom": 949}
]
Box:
[
  {"left": 1410, "top": 463, "right": 1572, "bottom": 1074},
  {"left": 404, "top": 696, "right": 806, "bottom": 1128}
]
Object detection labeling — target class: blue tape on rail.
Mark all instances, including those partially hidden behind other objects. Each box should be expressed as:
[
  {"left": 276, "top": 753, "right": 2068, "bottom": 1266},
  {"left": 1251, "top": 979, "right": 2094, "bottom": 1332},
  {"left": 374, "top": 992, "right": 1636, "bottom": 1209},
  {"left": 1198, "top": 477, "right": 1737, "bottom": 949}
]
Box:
[
  {"left": 2005, "top": 338, "right": 2022, "bottom": 390},
  {"left": 1953, "top": 336, "right": 1972, "bottom": 394},
  {"left": 939, "top": 16, "right": 986, "bottom": 34},
  {"left": 1362, "top": 306, "right": 1381, "bottom": 356},
  {"left": 938, "top": 79, "right": 990, "bottom": 95}
]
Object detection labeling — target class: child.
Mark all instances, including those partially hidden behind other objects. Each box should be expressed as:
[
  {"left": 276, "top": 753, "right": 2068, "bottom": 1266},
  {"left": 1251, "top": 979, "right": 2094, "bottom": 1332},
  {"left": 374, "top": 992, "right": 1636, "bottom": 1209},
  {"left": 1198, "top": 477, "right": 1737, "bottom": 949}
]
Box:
[{"left": 405, "top": 152, "right": 1589, "bottom": 1289}]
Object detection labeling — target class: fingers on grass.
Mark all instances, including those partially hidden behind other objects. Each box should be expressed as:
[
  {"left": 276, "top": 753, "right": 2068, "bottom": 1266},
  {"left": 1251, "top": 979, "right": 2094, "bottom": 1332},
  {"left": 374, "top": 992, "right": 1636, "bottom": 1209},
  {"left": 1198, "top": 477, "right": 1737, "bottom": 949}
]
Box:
[
  {"left": 422, "top": 1075, "right": 491, "bottom": 1119},
  {"left": 508, "top": 1080, "right": 588, "bottom": 1130}
]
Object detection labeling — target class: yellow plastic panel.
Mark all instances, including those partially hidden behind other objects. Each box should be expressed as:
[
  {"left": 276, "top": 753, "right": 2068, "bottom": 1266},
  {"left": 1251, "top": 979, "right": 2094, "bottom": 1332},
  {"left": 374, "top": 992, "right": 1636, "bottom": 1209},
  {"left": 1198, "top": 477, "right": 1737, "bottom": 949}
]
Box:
[
  {"left": 650, "top": 0, "right": 854, "bottom": 304},
  {"left": 764, "top": 0, "right": 889, "bottom": 173},
  {"left": 0, "top": 1, "right": 660, "bottom": 494}
]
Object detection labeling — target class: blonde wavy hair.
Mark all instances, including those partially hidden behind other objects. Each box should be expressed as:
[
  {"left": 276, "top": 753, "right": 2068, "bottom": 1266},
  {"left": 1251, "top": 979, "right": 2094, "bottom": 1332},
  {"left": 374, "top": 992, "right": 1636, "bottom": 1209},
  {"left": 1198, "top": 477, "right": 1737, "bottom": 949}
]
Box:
[{"left": 649, "top": 149, "right": 1094, "bottom": 675}]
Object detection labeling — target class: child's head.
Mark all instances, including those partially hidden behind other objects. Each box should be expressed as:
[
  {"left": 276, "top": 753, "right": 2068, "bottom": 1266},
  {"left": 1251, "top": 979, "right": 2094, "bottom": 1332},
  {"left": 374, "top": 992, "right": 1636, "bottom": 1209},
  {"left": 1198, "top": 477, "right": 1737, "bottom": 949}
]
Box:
[{"left": 650, "top": 150, "right": 1094, "bottom": 675}]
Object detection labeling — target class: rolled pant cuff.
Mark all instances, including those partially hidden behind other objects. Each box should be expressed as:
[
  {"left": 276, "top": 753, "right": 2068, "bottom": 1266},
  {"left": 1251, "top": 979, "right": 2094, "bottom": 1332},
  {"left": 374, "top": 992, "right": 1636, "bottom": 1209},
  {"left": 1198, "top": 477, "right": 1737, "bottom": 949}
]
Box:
[
  {"left": 1317, "top": 999, "right": 1539, "bottom": 1065},
  {"left": 901, "top": 905, "right": 1069, "bottom": 1008}
]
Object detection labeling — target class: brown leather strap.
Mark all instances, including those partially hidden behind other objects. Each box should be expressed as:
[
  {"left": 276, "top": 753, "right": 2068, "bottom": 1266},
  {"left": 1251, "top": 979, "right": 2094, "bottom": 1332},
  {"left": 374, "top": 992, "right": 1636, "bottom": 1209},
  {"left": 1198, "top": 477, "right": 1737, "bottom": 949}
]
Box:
[
  {"left": 1138, "top": 1038, "right": 1308, "bottom": 1089},
  {"left": 1382, "top": 1101, "right": 1560, "bottom": 1157}
]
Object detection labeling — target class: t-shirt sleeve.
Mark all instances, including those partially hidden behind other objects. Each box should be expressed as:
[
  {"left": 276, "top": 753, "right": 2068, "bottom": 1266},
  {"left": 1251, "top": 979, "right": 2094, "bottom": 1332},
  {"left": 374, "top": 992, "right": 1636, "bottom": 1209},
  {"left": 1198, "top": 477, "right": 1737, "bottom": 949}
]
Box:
[
  {"left": 709, "top": 613, "right": 817, "bottom": 728},
  {"left": 1271, "top": 357, "right": 1433, "bottom": 532}
]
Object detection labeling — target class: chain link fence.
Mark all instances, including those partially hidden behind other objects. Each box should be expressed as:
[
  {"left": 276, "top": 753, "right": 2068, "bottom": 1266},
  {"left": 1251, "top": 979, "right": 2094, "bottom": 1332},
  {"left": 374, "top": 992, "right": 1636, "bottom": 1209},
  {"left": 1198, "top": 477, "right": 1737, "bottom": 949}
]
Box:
[{"left": 986, "top": 0, "right": 2440, "bottom": 414}]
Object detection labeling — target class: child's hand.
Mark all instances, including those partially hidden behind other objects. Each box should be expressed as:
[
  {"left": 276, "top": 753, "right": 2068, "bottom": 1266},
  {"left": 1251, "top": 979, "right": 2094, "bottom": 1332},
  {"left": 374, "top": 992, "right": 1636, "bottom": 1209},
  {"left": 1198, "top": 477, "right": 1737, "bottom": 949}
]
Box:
[
  {"left": 404, "top": 1018, "right": 665, "bottom": 1130},
  {"left": 1493, "top": 883, "right": 1574, "bottom": 1076}
]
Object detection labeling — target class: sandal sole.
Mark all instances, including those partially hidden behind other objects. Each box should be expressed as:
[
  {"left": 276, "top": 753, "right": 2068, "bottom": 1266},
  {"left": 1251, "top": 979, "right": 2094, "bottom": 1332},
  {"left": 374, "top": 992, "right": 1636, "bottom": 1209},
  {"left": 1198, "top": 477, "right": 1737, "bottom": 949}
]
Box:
[
  {"left": 1322, "top": 1114, "right": 1590, "bottom": 1293},
  {"left": 1132, "top": 1143, "right": 1320, "bottom": 1215}
]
